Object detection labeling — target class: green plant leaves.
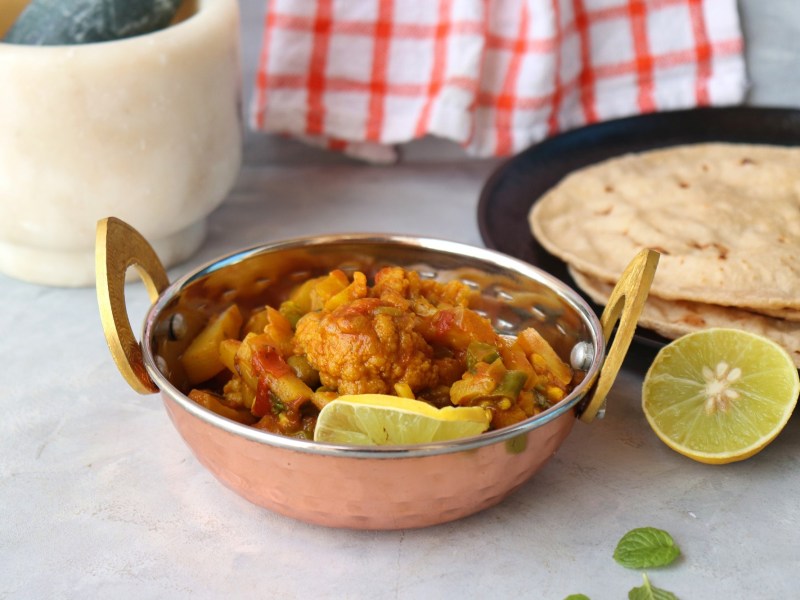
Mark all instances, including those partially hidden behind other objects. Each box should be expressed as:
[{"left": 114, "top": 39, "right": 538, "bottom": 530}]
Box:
[
  {"left": 628, "top": 573, "right": 678, "bottom": 600},
  {"left": 565, "top": 527, "right": 681, "bottom": 599},
  {"left": 614, "top": 527, "right": 681, "bottom": 569}
]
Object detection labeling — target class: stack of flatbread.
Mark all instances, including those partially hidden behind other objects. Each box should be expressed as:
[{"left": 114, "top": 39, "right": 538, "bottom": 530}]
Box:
[{"left": 528, "top": 142, "right": 800, "bottom": 367}]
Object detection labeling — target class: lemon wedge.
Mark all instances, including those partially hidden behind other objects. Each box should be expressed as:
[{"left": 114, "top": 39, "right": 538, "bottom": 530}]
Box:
[
  {"left": 313, "top": 394, "right": 491, "bottom": 446},
  {"left": 642, "top": 328, "right": 799, "bottom": 464}
]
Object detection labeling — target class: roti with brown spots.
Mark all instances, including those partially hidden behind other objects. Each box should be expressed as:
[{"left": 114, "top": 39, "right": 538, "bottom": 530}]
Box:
[
  {"left": 529, "top": 143, "right": 800, "bottom": 311},
  {"left": 569, "top": 267, "right": 800, "bottom": 367}
]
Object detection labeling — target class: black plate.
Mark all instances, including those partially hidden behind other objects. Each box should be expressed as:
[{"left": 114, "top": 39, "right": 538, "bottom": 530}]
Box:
[{"left": 478, "top": 106, "right": 800, "bottom": 348}]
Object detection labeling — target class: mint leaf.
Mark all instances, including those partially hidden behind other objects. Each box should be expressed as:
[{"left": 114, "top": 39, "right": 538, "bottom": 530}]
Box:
[
  {"left": 628, "top": 573, "right": 678, "bottom": 600},
  {"left": 614, "top": 527, "right": 680, "bottom": 569},
  {"left": 564, "top": 595, "right": 590, "bottom": 600}
]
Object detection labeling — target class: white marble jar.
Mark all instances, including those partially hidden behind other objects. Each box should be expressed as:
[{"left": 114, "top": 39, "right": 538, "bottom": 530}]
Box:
[{"left": 0, "top": 0, "right": 242, "bottom": 286}]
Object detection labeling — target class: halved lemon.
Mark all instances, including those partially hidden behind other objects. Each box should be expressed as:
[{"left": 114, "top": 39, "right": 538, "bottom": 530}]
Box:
[
  {"left": 642, "top": 328, "right": 799, "bottom": 464},
  {"left": 313, "top": 394, "right": 491, "bottom": 446}
]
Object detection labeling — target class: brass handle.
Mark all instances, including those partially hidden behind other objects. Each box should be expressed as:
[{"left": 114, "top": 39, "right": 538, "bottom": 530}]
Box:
[
  {"left": 95, "top": 217, "right": 170, "bottom": 394},
  {"left": 578, "top": 248, "right": 660, "bottom": 423}
]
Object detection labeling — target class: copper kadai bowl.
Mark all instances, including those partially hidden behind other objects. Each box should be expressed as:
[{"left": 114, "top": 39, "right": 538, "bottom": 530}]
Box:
[{"left": 96, "top": 217, "right": 657, "bottom": 530}]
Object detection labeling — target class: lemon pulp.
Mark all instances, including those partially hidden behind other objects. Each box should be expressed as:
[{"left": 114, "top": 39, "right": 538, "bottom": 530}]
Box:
[
  {"left": 313, "top": 394, "right": 491, "bottom": 446},
  {"left": 642, "top": 328, "right": 799, "bottom": 464}
]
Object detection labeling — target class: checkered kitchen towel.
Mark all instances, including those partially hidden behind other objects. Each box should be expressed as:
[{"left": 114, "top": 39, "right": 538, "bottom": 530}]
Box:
[{"left": 251, "top": 0, "right": 746, "bottom": 162}]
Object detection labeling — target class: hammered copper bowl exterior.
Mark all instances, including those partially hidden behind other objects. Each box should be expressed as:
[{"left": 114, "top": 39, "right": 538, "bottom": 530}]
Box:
[
  {"left": 162, "top": 393, "right": 576, "bottom": 529},
  {"left": 140, "top": 235, "right": 604, "bottom": 529}
]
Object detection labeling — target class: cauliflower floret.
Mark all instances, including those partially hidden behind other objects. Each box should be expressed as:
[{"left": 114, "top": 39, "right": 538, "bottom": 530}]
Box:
[
  {"left": 294, "top": 297, "right": 439, "bottom": 395},
  {"left": 371, "top": 266, "right": 473, "bottom": 316}
]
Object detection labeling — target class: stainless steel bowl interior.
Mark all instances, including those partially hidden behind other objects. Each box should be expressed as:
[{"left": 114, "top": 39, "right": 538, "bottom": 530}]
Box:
[{"left": 141, "top": 234, "right": 605, "bottom": 457}]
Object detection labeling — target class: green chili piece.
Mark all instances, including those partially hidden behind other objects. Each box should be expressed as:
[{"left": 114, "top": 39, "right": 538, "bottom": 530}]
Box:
[
  {"left": 494, "top": 370, "right": 528, "bottom": 399},
  {"left": 466, "top": 341, "right": 500, "bottom": 372}
]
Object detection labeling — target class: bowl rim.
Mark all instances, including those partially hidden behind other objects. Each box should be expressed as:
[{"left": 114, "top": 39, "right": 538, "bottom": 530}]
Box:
[{"left": 141, "top": 233, "right": 606, "bottom": 459}]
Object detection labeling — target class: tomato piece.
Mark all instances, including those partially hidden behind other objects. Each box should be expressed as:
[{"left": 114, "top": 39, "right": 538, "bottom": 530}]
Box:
[{"left": 252, "top": 346, "right": 293, "bottom": 379}]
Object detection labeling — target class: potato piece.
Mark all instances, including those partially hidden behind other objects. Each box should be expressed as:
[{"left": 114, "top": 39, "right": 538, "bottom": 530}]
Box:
[
  {"left": 309, "top": 270, "right": 349, "bottom": 310},
  {"left": 249, "top": 346, "right": 315, "bottom": 417},
  {"left": 219, "top": 338, "right": 241, "bottom": 374},
  {"left": 227, "top": 332, "right": 276, "bottom": 410},
  {"left": 515, "top": 327, "right": 572, "bottom": 388},
  {"left": 420, "top": 307, "right": 497, "bottom": 351},
  {"left": 323, "top": 271, "right": 368, "bottom": 312},
  {"left": 180, "top": 304, "right": 243, "bottom": 384},
  {"left": 263, "top": 307, "right": 295, "bottom": 355},
  {"left": 287, "top": 276, "right": 322, "bottom": 313},
  {"left": 243, "top": 306, "right": 294, "bottom": 354},
  {"left": 188, "top": 389, "right": 257, "bottom": 425},
  {"left": 231, "top": 332, "right": 261, "bottom": 408},
  {"left": 244, "top": 307, "right": 270, "bottom": 336}
]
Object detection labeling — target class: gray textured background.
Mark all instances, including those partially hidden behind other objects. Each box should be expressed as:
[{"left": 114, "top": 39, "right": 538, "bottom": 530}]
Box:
[{"left": 740, "top": 0, "right": 800, "bottom": 106}]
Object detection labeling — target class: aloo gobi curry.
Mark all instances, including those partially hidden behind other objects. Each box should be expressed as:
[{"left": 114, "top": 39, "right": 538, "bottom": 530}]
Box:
[{"left": 180, "top": 266, "right": 576, "bottom": 439}]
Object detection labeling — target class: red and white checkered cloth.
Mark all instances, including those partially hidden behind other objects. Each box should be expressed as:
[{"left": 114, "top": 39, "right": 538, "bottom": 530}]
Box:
[{"left": 250, "top": 0, "right": 746, "bottom": 162}]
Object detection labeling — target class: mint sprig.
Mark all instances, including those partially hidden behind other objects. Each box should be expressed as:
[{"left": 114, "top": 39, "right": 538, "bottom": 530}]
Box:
[
  {"left": 565, "top": 527, "right": 682, "bottom": 598},
  {"left": 628, "top": 573, "right": 678, "bottom": 600},
  {"left": 613, "top": 527, "right": 681, "bottom": 569}
]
